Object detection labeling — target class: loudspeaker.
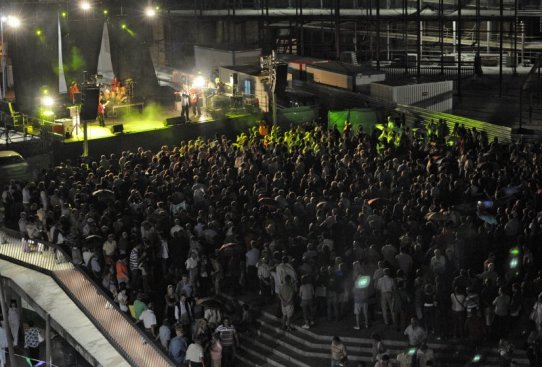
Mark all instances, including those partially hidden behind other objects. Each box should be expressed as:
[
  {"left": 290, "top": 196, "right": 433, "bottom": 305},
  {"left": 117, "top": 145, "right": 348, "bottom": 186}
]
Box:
[
  {"left": 164, "top": 116, "right": 185, "bottom": 126},
  {"left": 273, "top": 63, "right": 288, "bottom": 95},
  {"left": 111, "top": 124, "right": 124, "bottom": 134},
  {"left": 80, "top": 87, "right": 100, "bottom": 121}
]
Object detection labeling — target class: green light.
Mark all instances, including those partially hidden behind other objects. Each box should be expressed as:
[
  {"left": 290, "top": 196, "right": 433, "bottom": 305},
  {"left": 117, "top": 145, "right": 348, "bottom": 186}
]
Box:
[
  {"left": 121, "top": 23, "right": 127, "bottom": 29},
  {"left": 472, "top": 354, "right": 481, "bottom": 362},
  {"left": 42, "top": 89, "right": 49, "bottom": 95},
  {"left": 510, "top": 258, "right": 519, "bottom": 269},
  {"left": 61, "top": 11, "right": 67, "bottom": 18},
  {"left": 510, "top": 247, "right": 520, "bottom": 256},
  {"left": 103, "top": 9, "right": 108, "bottom": 15},
  {"left": 35, "top": 29, "right": 42, "bottom": 36},
  {"left": 355, "top": 275, "right": 370, "bottom": 289},
  {"left": 155, "top": 5, "right": 160, "bottom": 10}
]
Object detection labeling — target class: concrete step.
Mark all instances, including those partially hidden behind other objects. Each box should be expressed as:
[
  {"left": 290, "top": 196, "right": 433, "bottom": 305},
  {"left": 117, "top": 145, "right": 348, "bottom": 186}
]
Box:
[
  {"left": 238, "top": 332, "right": 321, "bottom": 367},
  {"left": 255, "top": 311, "right": 529, "bottom": 367}
]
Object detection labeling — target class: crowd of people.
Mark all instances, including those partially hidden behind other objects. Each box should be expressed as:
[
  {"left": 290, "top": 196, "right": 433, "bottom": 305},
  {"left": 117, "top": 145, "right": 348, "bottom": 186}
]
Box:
[{"left": 2, "top": 116, "right": 542, "bottom": 367}]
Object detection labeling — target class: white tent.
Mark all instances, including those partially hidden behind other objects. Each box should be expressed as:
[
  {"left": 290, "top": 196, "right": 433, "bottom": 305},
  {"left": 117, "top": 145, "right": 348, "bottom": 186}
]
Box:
[
  {"left": 97, "top": 22, "right": 115, "bottom": 83},
  {"left": 58, "top": 13, "right": 67, "bottom": 94}
]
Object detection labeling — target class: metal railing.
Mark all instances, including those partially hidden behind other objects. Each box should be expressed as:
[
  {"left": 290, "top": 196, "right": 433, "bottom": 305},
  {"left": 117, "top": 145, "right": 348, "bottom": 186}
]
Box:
[{"left": 0, "top": 228, "right": 174, "bottom": 367}]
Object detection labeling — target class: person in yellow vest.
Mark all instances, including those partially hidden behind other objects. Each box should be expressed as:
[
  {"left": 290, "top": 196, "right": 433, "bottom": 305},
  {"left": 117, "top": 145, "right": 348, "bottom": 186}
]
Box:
[{"left": 258, "top": 120, "right": 269, "bottom": 137}]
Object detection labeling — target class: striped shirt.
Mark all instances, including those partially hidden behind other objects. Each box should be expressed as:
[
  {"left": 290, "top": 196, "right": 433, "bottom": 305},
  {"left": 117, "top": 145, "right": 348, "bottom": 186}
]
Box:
[
  {"left": 215, "top": 325, "right": 236, "bottom": 347},
  {"left": 129, "top": 247, "right": 140, "bottom": 271}
]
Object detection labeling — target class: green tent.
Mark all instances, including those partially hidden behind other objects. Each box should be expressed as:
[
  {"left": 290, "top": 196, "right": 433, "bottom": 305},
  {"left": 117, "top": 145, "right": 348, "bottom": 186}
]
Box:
[{"left": 328, "top": 108, "right": 378, "bottom": 134}]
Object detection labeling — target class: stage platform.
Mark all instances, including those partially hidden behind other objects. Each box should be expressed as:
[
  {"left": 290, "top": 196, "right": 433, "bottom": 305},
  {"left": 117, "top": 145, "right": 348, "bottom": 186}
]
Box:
[{"left": 50, "top": 109, "right": 262, "bottom": 163}]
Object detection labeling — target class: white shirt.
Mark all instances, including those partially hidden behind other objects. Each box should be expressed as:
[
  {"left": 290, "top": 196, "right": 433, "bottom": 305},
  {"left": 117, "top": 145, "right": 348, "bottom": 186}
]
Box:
[
  {"left": 185, "top": 343, "right": 204, "bottom": 362},
  {"left": 139, "top": 309, "right": 157, "bottom": 329},
  {"left": 245, "top": 248, "right": 260, "bottom": 267}
]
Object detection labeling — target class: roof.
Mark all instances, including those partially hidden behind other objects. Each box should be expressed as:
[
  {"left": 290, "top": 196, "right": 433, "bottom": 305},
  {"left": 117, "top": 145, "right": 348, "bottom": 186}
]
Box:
[
  {"left": 306, "top": 61, "right": 385, "bottom": 76},
  {"left": 0, "top": 150, "right": 23, "bottom": 158},
  {"left": 219, "top": 64, "right": 262, "bottom": 76},
  {"left": 372, "top": 78, "right": 453, "bottom": 87}
]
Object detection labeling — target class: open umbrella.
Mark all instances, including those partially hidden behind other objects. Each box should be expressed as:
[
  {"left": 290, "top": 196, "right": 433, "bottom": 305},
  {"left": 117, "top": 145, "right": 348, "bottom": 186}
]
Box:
[
  {"left": 83, "top": 234, "right": 104, "bottom": 248},
  {"left": 367, "top": 198, "right": 390, "bottom": 207},
  {"left": 425, "top": 211, "right": 451, "bottom": 222},
  {"left": 92, "top": 189, "right": 115, "bottom": 201},
  {"left": 196, "top": 297, "right": 224, "bottom": 310}
]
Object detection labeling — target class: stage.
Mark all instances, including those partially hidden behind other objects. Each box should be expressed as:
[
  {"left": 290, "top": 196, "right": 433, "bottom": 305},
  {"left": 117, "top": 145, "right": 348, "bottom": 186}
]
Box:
[{"left": 49, "top": 108, "right": 263, "bottom": 163}]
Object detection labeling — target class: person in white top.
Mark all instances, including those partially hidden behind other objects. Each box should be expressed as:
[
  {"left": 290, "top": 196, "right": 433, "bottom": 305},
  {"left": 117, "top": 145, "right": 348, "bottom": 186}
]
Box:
[
  {"left": 450, "top": 287, "right": 466, "bottom": 338},
  {"left": 185, "top": 339, "right": 205, "bottom": 366},
  {"left": 8, "top": 300, "right": 19, "bottom": 347},
  {"left": 138, "top": 303, "right": 157, "bottom": 337}
]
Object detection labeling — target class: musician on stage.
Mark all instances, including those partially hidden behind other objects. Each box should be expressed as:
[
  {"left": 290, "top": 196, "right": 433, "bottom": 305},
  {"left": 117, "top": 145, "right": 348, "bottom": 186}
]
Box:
[
  {"left": 69, "top": 81, "right": 80, "bottom": 104},
  {"left": 180, "top": 90, "right": 191, "bottom": 122},
  {"left": 98, "top": 96, "right": 109, "bottom": 127}
]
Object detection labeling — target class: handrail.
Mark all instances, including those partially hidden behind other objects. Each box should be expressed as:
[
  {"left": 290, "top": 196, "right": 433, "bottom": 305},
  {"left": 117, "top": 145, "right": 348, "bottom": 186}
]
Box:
[{"left": 0, "top": 227, "right": 174, "bottom": 367}]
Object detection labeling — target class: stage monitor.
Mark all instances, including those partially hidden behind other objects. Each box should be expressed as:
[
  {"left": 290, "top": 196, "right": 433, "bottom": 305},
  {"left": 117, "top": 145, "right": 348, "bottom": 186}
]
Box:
[{"left": 80, "top": 87, "right": 100, "bottom": 121}]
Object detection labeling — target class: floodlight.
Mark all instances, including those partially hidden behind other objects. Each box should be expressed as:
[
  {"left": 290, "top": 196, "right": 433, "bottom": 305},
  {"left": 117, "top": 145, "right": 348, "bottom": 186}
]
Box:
[
  {"left": 6, "top": 16, "right": 21, "bottom": 28},
  {"left": 80, "top": 1, "right": 91, "bottom": 11},
  {"left": 193, "top": 76, "right": 205, "bottom": 89},
  {"left": 41, "top": 96, "right": 54, "bottom": 107},
  {"left": 145, "top": 7, "right": 156, "bottom": 17}
]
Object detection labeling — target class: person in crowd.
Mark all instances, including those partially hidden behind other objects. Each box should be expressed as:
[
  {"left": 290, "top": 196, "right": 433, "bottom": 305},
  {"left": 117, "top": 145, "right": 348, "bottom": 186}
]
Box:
[
  {"left": 24, "top": 321, "right": 42, "bottom": 362},
  {"left": 156, "top": 318, "right": 171, "bottom": 350},
  {"left": 138, "top": 302, "right": 157, "bottom": 338},
  {"left": 299, "top": 274, "right": 315, "bottom": 329},
  {"left": 215, "top": 317, "right": 238, "bottom": 367},
  {"left": 185, "top": 338, "right": 205, "bottom": 367},
  {"left": 169, "top": 326, "right": 188, "bottom": 365},
  {"left": 330, "top": 336, "right": 348, "bottom": 367},
  {"left": 404, "top": 318, "right": 427, "bottom": 347},
  {"left": 5, "top": 119, "right": 542, "bottom": 367},
  {"left": 8, "top": 300, "right": 20, "bottom": 347},
  {"left": 210, "top": 332, "right": 223, "bottom": 367},
  {"left": 279, "top": 275, "right": 295, "bottom": 331}
]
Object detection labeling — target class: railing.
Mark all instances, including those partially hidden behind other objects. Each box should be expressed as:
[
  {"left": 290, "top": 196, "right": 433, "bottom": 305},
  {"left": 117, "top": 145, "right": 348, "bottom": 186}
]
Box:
[
  {"left": 382, "top": 65, "right": 475, "bottom": 79},
  {"left": 0, "top": 228, "right": 174, "bottom": 367}
]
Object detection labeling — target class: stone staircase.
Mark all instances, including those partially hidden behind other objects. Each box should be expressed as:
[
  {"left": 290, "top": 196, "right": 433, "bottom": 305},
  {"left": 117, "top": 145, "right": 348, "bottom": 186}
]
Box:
[{"left": 235, "top": 311, "right": 530, "bottom": 367}]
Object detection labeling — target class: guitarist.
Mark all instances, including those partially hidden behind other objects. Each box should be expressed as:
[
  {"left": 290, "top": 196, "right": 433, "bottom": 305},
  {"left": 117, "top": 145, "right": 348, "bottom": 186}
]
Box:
[{"left": 98, "top": 97, "right": 109, "bottom": 127}]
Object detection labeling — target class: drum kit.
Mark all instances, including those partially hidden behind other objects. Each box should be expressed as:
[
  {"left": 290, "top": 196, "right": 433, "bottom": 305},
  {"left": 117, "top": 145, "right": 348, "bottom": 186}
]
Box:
[{"left": 90, "top": 74, "right": 135, "bottom": 105}]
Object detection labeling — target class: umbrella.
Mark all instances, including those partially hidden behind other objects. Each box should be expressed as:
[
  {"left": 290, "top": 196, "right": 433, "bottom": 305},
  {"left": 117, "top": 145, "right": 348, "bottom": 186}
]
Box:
[
  {"left": 84, "top": 234, "right": 104, "bottom": 248},
  {"left": 196, "top": 297, "right": 224, "bottom": 310},
  {"left": 367, "top": 198, "right": 390, "bottom": 207},
  {"left": 218, "top": 242, "right": 241, "bottom": 257},
  {"left": 92, "top": 189, "right": 115, "bottom": 201}
]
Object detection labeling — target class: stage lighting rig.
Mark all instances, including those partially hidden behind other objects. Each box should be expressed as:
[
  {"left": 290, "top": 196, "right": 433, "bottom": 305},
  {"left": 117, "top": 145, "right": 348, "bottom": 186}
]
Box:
[
  {"left": 80, "top": 1, "right": 92, "bottom": 11},
  {"left": 145, "top": 7, "right": 156, "bottom": 17}
]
